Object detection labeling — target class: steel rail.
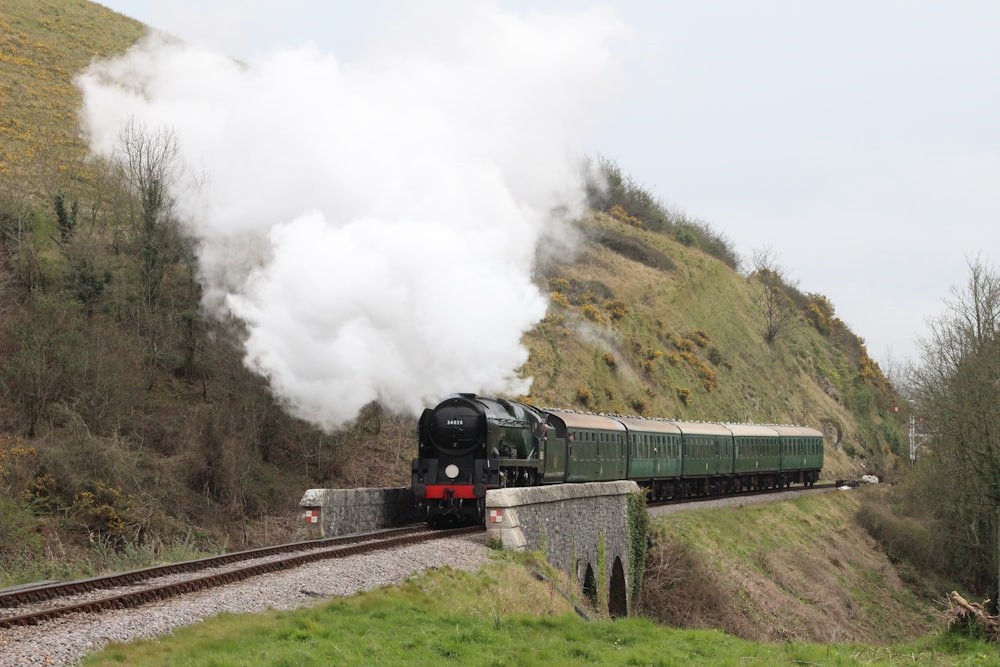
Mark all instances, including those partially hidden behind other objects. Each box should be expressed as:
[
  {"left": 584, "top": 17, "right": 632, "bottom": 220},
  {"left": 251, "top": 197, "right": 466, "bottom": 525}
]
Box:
[
  {"left": 647, "top": 481, "right": 836, "bottom": 509},
  {"left": 0, "top": 525, "right": 481, "bottom": 628},
  {"left": 0, "top": 525, "right": 426, "bottom": 609}
]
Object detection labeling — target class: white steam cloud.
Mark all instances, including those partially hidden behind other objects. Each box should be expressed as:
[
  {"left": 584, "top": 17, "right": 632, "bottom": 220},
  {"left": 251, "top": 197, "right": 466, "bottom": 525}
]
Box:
[{"left": 76, "top": 3, "right": 624, "bottom": 430}]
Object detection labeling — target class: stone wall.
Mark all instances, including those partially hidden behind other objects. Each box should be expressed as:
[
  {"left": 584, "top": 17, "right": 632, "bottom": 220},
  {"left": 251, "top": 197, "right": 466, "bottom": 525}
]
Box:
[{"left": 299, "top": 487, "right": 416, "bottom": 537}]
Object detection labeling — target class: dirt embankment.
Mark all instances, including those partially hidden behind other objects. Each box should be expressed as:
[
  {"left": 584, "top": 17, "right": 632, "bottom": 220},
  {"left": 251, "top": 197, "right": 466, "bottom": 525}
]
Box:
[{"left": 637, "top": 488, "right": 937, "bottom": 645}]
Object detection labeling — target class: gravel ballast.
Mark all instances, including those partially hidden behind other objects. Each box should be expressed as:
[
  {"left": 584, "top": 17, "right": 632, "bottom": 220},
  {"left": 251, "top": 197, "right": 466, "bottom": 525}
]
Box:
[{"left": 0, "top": 534, "right": 491, "bottom": 667}]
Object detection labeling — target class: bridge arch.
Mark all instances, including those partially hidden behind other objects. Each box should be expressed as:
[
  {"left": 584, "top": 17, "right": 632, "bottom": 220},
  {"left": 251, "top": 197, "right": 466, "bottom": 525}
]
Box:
[
  {"left": 486, "top": 481, "right": 639, "bottom": 616},
  {"left": 608, "top": 556, "right": 628, "bottom": 618}
]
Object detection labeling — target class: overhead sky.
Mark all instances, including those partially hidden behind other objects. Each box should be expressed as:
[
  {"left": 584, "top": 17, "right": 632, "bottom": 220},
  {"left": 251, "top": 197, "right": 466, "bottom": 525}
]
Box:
[{"left": 94, "top": 0, "right": 1000, "bottom": 376}]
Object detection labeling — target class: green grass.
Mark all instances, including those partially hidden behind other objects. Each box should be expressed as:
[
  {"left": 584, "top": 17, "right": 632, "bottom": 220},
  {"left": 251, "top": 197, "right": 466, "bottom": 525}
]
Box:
[{"left": 80, "top": 560, "right": 998, "bottom": 666}]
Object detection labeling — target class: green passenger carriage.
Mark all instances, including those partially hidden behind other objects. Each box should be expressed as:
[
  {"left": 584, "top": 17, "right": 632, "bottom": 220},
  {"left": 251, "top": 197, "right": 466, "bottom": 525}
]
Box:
[
  {"left": 544, "top": 409, "right": 627, "bottom": 483},
  {"left": 774, "top": 424, "right": 824, "bottom": 486}
]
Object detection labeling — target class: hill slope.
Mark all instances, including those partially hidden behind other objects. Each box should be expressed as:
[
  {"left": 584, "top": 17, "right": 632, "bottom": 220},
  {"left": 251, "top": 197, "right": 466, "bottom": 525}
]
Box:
[
  {"left": 525, "top": 208, "right": 898, "bottom": 480},
  {"left": 0, "top": 0, "right": 144, "bottom": 199},
  {"left": 0, "top": 0, "right": 902, "bottom": 571}
]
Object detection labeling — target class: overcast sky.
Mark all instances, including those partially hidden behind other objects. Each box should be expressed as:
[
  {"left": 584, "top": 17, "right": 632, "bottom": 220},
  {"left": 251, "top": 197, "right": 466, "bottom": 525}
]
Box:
[{"left": 95, "top": 0, "right": 1000, "bottom": 372}]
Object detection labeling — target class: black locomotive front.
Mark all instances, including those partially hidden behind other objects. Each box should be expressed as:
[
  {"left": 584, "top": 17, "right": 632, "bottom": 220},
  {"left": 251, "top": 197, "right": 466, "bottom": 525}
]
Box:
[{"left": 411, "top": 394, "right": 498, "bottom": 524}]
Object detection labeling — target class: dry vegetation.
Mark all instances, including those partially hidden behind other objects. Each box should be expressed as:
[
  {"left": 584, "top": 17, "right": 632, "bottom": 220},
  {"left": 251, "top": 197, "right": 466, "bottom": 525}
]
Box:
[{"left": 638, "top": 490, "right": 937, "bottom": 645}]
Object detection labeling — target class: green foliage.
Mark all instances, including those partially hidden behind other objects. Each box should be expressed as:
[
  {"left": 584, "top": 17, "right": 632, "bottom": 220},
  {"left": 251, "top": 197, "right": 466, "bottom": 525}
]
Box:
[
  {"left": 804, "top": 293, "right": 837, "bottom": 336},
  {"left": 596, "top": 532, "right": 607, "bottom": 612},
  {"left": 845, "top": 384, "right": 875, "bottom": 416},
  {"left": 674, "top": 223, "right": 698, "bottom": 247},
  {"left": 626, "top": 488, "right": 649, "bottom": 601},
  {"left": 53, "top": 191, "right": 77, "bottom": 244},
  {"left": 0, "top": 495, "right": 42, "bottom": 561}
]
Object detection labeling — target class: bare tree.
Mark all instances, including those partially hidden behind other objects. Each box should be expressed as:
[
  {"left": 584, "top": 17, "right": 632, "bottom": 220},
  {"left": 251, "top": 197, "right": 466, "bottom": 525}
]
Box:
[
  {"left": 910, "top": 256, "right": 1000, "bottom": 597},
  {"left": 748, "top": 247, "right": 799, "bottom": 343},
  {"left": 114, "top": 117, "right": 186, "bottom": 314}
]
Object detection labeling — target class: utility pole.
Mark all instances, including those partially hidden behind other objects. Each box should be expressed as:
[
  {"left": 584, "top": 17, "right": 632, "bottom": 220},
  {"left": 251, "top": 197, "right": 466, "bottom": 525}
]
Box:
[{"left": 908, "top": 414, "right": 929, "bottom": 467}]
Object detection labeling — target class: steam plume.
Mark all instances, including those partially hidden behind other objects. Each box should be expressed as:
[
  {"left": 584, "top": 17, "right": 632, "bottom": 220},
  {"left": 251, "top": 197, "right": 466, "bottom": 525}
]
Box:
[{"left": 77, "top": 3, "right": 624, "bottom": 429}]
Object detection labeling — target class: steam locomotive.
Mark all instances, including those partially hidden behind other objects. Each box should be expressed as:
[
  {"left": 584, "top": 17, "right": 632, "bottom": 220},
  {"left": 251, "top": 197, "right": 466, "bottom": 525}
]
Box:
[{"left": 410, "top": 393, "right": 824, "bottom": 525}]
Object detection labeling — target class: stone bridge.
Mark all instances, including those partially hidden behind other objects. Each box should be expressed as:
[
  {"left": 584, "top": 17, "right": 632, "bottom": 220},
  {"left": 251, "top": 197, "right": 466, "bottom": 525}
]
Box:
[
  {"left": 300, "top": 480, "right": 643, "bottom": 616},
  {"left": 485, "top": 480, "right": 640, "bottom": 617}
]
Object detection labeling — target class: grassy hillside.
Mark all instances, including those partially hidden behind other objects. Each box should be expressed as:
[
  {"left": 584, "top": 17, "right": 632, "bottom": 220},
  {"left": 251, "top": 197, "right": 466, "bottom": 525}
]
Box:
[
  {"left": 0, "top": 0, "right": 904, "bottom": 582},
  {"left": 0, "top": 0, "right": 144, "bottom": 200},
  {"left": 525, "top": 208, "right": 899, "bottom": 480},
  {"left": 641, "top": 490, "right": 937, "bottom": 644}
]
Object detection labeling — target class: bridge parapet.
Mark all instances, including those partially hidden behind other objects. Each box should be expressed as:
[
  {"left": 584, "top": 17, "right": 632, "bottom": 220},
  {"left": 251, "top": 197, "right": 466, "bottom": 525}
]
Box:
[
  {"left": 299, "top": 487, "right": 416, "bottom": 538},
  {"left": 486, "top": 481, "right": 639, "bottom": 616}
]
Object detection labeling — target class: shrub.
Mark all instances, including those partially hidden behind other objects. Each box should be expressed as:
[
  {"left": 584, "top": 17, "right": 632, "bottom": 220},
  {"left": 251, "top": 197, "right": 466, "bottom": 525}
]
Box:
[
  {"left": 676, "top": 387, "right": 692, "bottom": 406},
  {"left": 856, "top": 497, "right": 946, "bottom": 577},
  {"left": 548, "top": 277, "right": 570, "bottom": 293},
  {"left": 575, "top": 385, "right": 595, "bottom": 409},
  {"left": 24, "top": 472, "right": 60, "bottom": 514},
  {"left": 674, "top": 337, "right": 695, "bottom": 353},
  {"left": 582, "top": 303, "right": 605, "bottom": 323},
  {"left": 688, "top": 330, "right": 711, "bottom": 347},
  {"left": 586, "top": 156, "right": 673, "bottom": 231},
  {"left": 602, "top": 353, "right": 617, "bottom": 370},
  {"left": 593, "top": 229, "right": 675, "bottom": 273},
  {"left": 604, "top": 299, "right": 629, "bottom": 320},
  {"left": 554, "top": 278, "right": 614, "bottom": 306},
  {"left": 673, "top": 219, "right": 741, "bottom": 271},
  {"left": 68, "top": 481, "right": 141, "bottom": 547},
  {"left": 674, "top": 226, "right": 698, "bottom": 247},
  {"left": 804, "top": 293, "right": 836, "bottom": 336},
  {"left": 550, "top": 290, "right": 569, "bottom": 307},
  {"left": 608, "top": 204, "right": 644, "bottom": 227},
  {"left": 0, "top": 496, "right": 42, "bottom": 561},
  {"left": 0, "top": 435, "right": 38, "bottom": 494}
]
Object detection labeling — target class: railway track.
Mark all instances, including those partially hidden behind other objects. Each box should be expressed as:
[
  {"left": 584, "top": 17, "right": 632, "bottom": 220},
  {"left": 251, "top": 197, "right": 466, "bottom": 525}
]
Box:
[
  {"left": 647, "top": 481, "right": 837, "bottom": 510},
  {"left": 0, "top": 524, "right": 481, "bottom": 629}
]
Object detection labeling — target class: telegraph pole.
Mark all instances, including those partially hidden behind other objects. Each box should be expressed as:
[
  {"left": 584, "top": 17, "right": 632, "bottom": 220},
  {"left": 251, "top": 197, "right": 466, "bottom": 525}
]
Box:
[{"left": 908, "top": 414, "right": 928, "bottom": 467}]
